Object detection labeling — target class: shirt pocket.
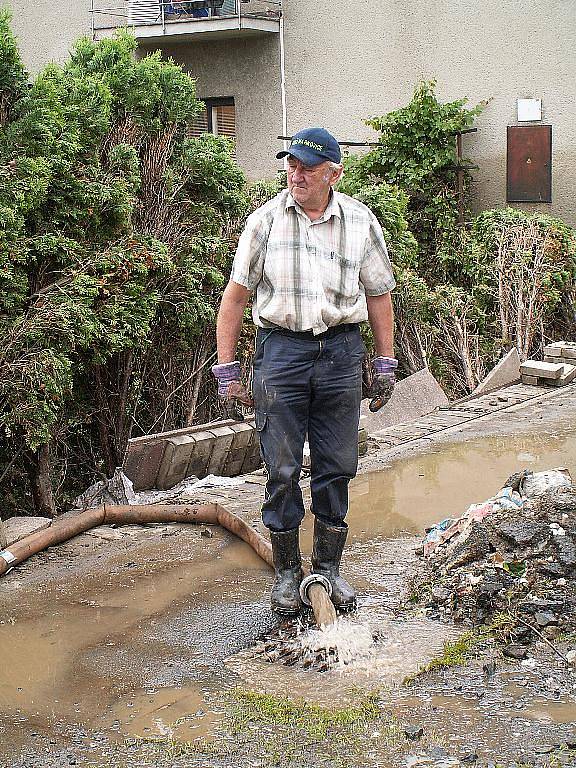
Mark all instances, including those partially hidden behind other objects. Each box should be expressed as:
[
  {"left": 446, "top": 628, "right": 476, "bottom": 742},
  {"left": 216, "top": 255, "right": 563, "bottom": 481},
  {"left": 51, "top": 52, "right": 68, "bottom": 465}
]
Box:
[{"left": 316, "top": 246, "right": 362, "bottom": 304}]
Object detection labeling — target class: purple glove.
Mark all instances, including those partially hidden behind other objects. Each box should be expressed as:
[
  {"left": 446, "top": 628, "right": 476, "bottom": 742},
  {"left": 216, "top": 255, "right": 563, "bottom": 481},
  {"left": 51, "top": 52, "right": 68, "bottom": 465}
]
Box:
[
  {"left": 211, "top": 361, "right": 254, "bottom": 420},
  {"left": 369, "top": 356, "right": 398, "bottom": 412}
]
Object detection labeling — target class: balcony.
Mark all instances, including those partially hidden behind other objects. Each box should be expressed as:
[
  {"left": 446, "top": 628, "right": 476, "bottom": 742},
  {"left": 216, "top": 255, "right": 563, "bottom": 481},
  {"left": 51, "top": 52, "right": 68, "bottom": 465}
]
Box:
[{"left": 91, "top": 1, "right": 281, "bottom": 42}]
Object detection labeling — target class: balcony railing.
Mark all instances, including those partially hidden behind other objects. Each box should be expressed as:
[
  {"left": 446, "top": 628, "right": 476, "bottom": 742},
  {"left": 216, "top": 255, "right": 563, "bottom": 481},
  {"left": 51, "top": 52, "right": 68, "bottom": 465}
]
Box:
[{"left": 91, "top": 0, "right": 281, "bottom": 41}]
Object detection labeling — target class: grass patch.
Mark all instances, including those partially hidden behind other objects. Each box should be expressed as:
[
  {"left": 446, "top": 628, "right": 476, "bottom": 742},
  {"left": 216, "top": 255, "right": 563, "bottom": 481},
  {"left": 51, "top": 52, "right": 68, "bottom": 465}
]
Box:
[
  {"left": 404, "top": 629, "right": 482, "bottom": 684},
  {"left": 404, "top": 612, "right": 522, "bottom": 684},
  {"left": 229, "top": 689, "right": 380, "bottom": 741}
]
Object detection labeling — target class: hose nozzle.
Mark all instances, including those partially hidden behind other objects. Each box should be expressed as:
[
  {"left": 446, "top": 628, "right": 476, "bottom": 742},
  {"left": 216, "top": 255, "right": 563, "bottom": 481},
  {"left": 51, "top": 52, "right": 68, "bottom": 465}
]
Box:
[{"left": 299, "top": 573, "right": 332, "bottom": 606}]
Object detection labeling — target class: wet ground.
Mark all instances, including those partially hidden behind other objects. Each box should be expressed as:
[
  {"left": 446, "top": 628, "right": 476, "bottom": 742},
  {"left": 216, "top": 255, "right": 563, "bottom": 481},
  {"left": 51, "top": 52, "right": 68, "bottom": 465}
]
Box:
[{"left": 1, "top": 384, "right": 576, "bottom": 767}]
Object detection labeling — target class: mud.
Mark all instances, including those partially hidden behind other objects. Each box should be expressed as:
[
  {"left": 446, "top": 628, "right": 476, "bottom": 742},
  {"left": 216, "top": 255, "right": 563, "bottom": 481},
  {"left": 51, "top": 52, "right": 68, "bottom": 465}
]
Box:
[{"left": 1, "top": 387, "right": 576, "bottom": 767}]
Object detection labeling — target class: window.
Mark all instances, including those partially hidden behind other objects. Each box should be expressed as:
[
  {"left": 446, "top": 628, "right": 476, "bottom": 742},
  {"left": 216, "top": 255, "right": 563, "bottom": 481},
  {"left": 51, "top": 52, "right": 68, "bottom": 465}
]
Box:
[{"left": 189, "top": 97, "right": 236, "bottom": 155}]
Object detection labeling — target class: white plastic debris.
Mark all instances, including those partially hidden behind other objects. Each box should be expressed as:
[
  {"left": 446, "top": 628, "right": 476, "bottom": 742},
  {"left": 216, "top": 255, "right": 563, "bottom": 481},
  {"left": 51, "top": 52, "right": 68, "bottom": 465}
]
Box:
[
  {"left": 549, "top": 523, "right": 566, "bottom": 537},
  {"left": 521, "top": 468, "right": 572, "bottom": 498}
]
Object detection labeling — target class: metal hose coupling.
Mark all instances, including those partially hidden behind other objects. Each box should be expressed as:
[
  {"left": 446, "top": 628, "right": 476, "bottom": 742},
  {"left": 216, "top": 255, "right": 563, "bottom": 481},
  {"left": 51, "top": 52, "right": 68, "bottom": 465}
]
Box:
[{"left": 299, "top": 573, "right": 332, "bottom": 606}]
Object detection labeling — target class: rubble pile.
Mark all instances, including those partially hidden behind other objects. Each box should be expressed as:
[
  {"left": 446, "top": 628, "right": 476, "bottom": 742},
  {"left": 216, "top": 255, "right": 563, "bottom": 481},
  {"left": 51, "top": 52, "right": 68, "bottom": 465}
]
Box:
[{"left": 414, "top": 469, "right": 576, "bottom": 640}]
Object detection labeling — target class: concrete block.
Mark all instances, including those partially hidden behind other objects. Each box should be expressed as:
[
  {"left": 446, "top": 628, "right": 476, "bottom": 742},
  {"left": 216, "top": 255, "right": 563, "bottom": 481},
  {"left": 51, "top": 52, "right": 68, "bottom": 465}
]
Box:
[
  {"left": 543, "top": 342, "right": 566, "bottom": 357},
  {"left": 551, "top": 364, "right": 576, "bottom": 386},
  {"left": 361, "top": 367, "right": 448, "bottom": 434},
  {"left": 123, "top": 439, "right": 167, "bottom": 491},
  {"left": 473, "top": 347, "right": 521, "bottom": 396},
  {"left": 4, "top": 516, "right": 52, "bottom": 547},
  {"left": 520, "top": 360, "right": 563, "bottom": 379},
  {"left": 186, "top": 431, "right": 215, "bottom": 479},
  {"left": 563, "top": 347, "right": 576, "bottom": 359},
  {"left": 521, "top": 374, "right": 539, "bottom": 385},
  {"left": 205, "top": 425, "right": 236, "bottom": 475},
  {"left": 156, "top": 434, "right": 197, "bottom": 491}
]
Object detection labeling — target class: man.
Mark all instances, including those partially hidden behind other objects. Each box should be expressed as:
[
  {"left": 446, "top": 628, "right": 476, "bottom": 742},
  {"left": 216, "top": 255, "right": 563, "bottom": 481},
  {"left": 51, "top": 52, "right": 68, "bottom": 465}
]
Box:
[{"left": 212, "top": 127, "right": 396, "bottom": 616}]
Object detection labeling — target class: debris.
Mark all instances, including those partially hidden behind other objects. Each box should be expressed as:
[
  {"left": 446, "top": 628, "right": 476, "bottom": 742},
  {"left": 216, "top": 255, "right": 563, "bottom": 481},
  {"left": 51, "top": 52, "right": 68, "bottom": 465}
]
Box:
[{"left": 413, "top": 468, "right": 576, "bottom": 641}]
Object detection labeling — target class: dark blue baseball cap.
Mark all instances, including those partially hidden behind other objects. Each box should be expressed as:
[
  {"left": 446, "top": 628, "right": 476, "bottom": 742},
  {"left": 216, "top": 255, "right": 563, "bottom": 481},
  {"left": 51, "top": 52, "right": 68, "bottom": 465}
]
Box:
[{"left": 276, "top": 127, "right": 341, "bottom": 166}]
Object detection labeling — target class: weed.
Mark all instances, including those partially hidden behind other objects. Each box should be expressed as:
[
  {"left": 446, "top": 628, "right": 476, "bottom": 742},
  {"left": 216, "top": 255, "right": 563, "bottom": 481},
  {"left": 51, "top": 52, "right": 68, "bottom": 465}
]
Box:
[{"left": 229, "top": 689, "right": 380, "bottom": 741}]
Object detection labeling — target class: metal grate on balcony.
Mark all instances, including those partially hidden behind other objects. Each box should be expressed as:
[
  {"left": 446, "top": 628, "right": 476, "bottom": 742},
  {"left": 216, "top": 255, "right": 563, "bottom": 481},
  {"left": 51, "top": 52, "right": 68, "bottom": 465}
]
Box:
[{"left": 91, "top": 0, "right": 281, "bottom": 41}]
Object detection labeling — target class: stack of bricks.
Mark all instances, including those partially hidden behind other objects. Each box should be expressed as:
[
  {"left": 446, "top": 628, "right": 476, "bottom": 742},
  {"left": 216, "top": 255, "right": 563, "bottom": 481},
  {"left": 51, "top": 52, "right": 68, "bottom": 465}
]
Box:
[
  {"left": 543, "top": 341, "right": 576, "bottom": 366},
  {"left": 520, "top": 346, "right": 576, "bottom": 387},
  {"left": 123, "top": 419, "right": 262, "bottom": 491}
]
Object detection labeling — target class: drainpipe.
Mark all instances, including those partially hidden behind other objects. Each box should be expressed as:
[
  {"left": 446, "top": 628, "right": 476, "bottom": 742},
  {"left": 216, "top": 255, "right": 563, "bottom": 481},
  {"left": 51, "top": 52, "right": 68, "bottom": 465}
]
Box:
[{"left": 279, "top": 2, "right": 288, "bottom": 152}]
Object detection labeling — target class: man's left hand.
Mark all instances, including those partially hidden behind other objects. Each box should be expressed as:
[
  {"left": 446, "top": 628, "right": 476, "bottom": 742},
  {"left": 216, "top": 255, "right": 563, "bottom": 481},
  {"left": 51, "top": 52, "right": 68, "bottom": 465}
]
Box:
[{"left": 368, "top": 356, "right": 398, "bottom": 412}]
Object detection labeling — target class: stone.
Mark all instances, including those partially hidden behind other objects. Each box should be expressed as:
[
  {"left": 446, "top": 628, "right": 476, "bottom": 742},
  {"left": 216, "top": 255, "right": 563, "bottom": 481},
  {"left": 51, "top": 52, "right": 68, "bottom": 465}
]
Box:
[
  {"left": 3, "top": 516, "right": 52, "bottom": 546},
  {"left": 534, "top": 745, "right": 556, "bottom": 755},
  {"left": 521, "top": 374, "right": 538, "bottom": 385},
  {"left": 543, "top": 342, "right": 565, "bottom": 357},
  {"left": 554, "top": 536, "right": 576, "bottom": 569},
  {"left": 503, "top": 644, "right": 528, "bottom": 660},
  {"left": 519, "top": 597, "right": 565, "bottom": 615},
  {"left": 550, "top": 363, "right": 576, "bottom": 386},
  {"left": 445, "top": 523, "right": 491, "bottom": 570},
  {"left": 123, "top": 439, "right": 167, "bottom": 491},
  {"left": 431, "top": 586, "right": 452, "bottom": 603},
  {"left": 520, "top": 360, "right": 563, "bottom": 379},
  {"left": 496, "top": 520, "right": 550, "bottom": 548},
  {"left": 156, "top": 434, "right": 197, "bottom": 491},
  {"left": 206, "top": 425, "right": 237, "bottom": 475},
  {"left": 472, "top": 347, "right": 521, "bottom": 396},
  {"left": 566, "top": 650, "right": 576, "bottom": 666},
  {"left": 362, "top": 367, "right": 448, "bottom": 434},
  {"left": 404, "top": 725, "right": 424, "bottom": 740},
  {"left": 186, "top": 430, "right": 216, "bottom": 479},
  {"left": 534, "top": 611, "right": 558, "bottom": 627}
]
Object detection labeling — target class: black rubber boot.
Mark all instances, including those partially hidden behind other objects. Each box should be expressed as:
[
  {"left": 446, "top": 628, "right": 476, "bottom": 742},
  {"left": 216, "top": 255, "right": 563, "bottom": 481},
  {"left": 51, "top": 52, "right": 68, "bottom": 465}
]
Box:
[
  {"left": 311, "top": 517, "right": 357, "bottom": 612},
  {"left": 270, "top": 528, "right": 303, "bottom": 616}
]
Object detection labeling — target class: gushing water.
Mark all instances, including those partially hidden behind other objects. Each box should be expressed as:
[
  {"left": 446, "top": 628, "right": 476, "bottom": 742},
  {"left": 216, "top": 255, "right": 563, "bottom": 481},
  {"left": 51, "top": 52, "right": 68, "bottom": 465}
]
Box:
[{"left": 298, "top": 615, "right": 378, "bottom": 669}]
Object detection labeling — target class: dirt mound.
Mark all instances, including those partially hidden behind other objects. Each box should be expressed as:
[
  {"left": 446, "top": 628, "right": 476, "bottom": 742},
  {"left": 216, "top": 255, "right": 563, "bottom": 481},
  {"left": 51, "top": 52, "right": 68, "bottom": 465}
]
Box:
[{"left": 412, "top": 470, "right": 576, "bottom": 645}]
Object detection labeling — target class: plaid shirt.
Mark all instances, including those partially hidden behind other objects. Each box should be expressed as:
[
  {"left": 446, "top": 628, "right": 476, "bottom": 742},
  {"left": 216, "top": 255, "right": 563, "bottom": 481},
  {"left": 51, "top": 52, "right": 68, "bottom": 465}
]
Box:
[{"left": 230, "top": 188, "right": 395, "bottom": 335}]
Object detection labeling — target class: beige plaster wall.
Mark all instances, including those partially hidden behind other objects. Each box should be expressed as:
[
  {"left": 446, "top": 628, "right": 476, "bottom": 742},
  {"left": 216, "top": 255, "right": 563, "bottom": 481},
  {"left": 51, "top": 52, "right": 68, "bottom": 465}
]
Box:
[
  {"left": 2, "top": 0, "right": 92, "bottom": 72},
  {"left": 281, "top": 0, "right": 576, "bottom": 223},
  {"left": 142, "top": 35, "right": 283, "bottom": 181}
]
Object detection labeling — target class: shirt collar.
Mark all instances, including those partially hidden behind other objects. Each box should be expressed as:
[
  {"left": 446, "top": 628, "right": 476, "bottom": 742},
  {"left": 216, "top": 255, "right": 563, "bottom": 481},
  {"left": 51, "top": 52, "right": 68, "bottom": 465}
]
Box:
[{"left": 285, "top": 190, "right": 342, "bottom": 222}]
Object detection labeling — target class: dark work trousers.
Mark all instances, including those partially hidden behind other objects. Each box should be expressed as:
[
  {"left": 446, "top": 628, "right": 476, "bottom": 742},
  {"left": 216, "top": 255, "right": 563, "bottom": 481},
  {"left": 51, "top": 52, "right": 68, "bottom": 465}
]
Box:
[{"left": 252, "top": 324, "right": 364, "bottom": 532}]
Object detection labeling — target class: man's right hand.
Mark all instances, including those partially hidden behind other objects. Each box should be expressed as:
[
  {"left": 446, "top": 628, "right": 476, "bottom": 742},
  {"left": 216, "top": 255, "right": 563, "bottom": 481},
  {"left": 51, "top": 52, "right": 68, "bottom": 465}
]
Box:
[{"left": 212, "top": 361, "right": 254, "bottom": 420}]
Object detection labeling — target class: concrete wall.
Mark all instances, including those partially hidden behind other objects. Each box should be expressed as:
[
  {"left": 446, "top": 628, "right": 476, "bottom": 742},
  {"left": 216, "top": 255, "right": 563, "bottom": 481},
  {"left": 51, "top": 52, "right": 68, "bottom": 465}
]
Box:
[
  {"left": 2, "top": 0, "right": 92, "bottom": 72},
  {"left": 280, "top": 0, "right": 576, "bottom": 224},
  {"left": 3, "top": 0, "right": 575, "bottom": 222}
]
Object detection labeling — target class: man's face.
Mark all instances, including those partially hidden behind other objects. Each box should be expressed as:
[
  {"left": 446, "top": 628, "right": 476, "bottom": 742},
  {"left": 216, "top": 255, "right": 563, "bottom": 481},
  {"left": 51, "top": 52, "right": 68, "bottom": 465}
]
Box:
[{"left": 286, "top": 156, "right": 342, "bottom": 211}]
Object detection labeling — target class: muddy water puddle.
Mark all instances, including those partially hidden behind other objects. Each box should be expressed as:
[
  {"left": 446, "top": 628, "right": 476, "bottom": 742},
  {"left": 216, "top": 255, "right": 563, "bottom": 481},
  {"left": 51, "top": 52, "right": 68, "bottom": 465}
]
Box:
[
  {"left": 348, "top": 428, "right": 576, "bottom": 539},
  {"left": 2, "top": 428, "right": 576, "bottom": 751}
]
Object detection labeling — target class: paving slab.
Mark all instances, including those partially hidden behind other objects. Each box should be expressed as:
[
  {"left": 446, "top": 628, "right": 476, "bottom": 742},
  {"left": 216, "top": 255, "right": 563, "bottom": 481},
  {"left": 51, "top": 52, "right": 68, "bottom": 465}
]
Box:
[
  {"left": 472, "top": 347, "right": 521, "bottom": 395},
  {"left": 3, "top": 516, "right": 52, "bottom": 547},
  {"left": 520, "top": 360, "right": 563, "bottom": 379},
  {"left": 360, "top": 367, "right": 448, "bottom": 432}
]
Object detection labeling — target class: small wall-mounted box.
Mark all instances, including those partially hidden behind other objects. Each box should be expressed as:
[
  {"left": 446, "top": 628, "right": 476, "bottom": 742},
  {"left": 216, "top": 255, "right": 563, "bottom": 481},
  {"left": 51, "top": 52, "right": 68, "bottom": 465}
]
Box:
[{"left": 517, "top": 98, "right": 542, "bottom": 122}]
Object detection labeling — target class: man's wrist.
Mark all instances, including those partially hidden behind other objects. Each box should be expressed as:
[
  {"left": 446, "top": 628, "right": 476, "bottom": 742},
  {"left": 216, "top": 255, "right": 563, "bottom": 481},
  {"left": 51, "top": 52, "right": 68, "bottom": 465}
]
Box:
[{"left": 373, "top": 356, "right": 398, "bottom": 376}]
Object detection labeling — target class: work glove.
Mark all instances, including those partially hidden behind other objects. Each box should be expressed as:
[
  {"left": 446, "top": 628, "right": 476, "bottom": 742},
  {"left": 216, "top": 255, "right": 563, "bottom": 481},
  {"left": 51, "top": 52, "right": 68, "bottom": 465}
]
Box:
[
  {"left": 367, "top": 356, "right": 398, "bottom": 412},
  {"left": 211, "top": 360, "right": 254, "bottom": 421}
]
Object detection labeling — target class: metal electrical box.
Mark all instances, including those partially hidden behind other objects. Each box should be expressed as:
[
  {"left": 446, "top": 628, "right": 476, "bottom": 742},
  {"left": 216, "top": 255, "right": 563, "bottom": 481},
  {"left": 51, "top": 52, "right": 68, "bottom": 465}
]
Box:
[{"left": 507, "top": 125, "right": 552, "bottom": 203}]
